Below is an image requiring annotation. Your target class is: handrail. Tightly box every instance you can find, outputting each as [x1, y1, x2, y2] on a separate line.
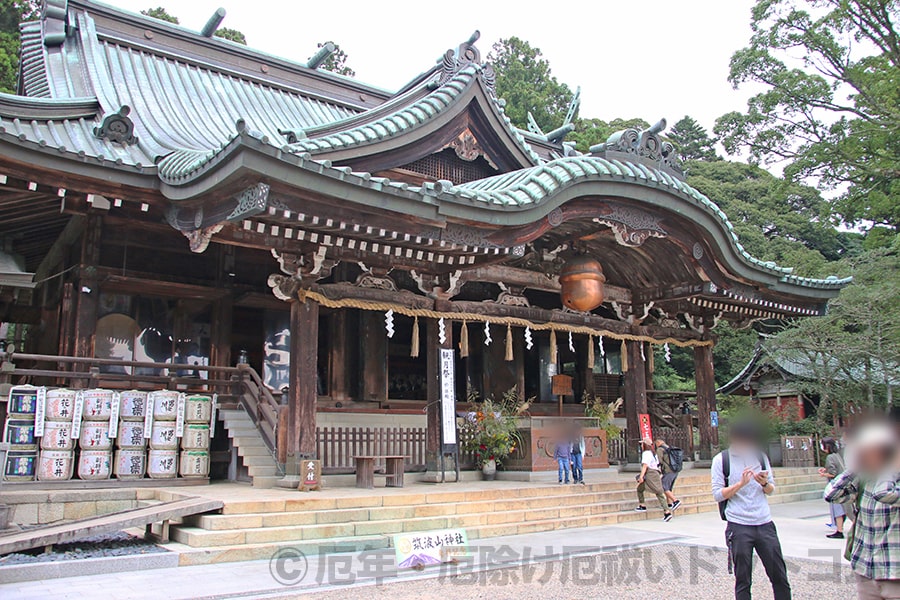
[235, 364, 282, 463]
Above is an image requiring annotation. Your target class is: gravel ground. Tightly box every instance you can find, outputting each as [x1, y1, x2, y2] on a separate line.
[297, 543, 855, 600]
[0, 531, 166, 566]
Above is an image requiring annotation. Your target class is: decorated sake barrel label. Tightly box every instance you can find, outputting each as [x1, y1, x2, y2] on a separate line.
[37, 450, 75, 481]
[78, 450, 112, 480]
[4, 450, 37, 481]
[82, 389, 114, 421]
[4, 418, 37, 449]
[119, 391, 148, 421]
[179, 450, 209, 478]
[151, 391, 179, 421]
[44, 389, 77, 420]
[184, 395, 212, 424]
[8, 386, 39, 416]
[79, 421, 113, 450]
[116, 421, 147, 449]
[114, 449, 146, 480]
[149, 421, 178, 450]
[180, 424, 210, 450]
[40, 420, 75, 451]
[147, 450, 178, 479]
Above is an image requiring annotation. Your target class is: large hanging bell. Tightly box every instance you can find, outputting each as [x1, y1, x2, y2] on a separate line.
[559, 255, 606, 312]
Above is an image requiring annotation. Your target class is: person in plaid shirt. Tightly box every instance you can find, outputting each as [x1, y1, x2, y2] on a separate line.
[825, 420, 900, 600]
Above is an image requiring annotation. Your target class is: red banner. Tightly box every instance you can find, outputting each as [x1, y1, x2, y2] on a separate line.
[638, 413, 653, 442]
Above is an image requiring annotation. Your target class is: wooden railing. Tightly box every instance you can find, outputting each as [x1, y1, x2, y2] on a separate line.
[234, 364, 281, 456]
[316, 426, 427, 474]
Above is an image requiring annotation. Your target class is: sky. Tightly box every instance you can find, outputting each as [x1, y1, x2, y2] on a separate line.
[110, 0, 759, 134]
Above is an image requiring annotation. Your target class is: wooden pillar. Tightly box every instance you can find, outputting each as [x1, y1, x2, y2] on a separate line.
[359, 311, 387, 402]
[425, 316, 453, 475]
[694, 344, 718, 459]
[288, 298, 319, 459]
[73, 214, 101, 362]
[210, 295, 233, 368]
[623, 340, 648, 463]
[329, 311, 352, 402]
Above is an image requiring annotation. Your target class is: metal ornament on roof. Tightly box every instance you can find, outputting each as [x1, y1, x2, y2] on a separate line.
[94, 106, 138, 145]
[434, 31, 496, 94]
[589, 119, 684, 179]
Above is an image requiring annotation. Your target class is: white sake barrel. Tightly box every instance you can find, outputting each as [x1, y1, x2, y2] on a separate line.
[151, 391, 180, 421]
[78, 450, 112, 480]
[114, 449, 146, 480]
[184, 395, 212, 423]
[147, 450, 178, 479]
[82, 389, 114, 420]
[40, 420, 75, 451]
[119, 391, 148, 421]
[116, 421, 147, 449]
[45, 389, 77, 420]
[79, 420, 112, 450]
[37, 450, 74, 481]
[180, 424, 210, 450]
[178, 450, 209, 478]
[149, 421, 178, 450]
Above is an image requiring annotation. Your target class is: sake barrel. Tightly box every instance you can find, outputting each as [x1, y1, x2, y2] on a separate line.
[8, 387, 38, 416]
[151, 391, 180, 420]
[79, 420, 112, 450]
[149, 421, 178, 450]
[40, 419, 75, 451]
[45, 389, 77, 420]
[4, 450, 36, 481]
[82, 389, 114, 421]
[119, 391, 148, 421]
[184, 395, 212, 424]
[116, 421, 147, 449]
[180, 424, 210, 450]
[4, 418, 37, 449]
[114, 449, 146, 480]
[78, 450, 112, 480]
[147, 450, 177, 479]
[178, 450, 209, 478]
[37, 450, 74, 481]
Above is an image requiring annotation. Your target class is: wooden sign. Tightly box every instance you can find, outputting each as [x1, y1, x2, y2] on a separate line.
[551, 374, 573, 396]
[299, 459, 322, 492]
[394, 528, 468, 569]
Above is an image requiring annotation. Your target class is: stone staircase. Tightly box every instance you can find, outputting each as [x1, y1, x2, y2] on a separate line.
[219, 408, 282, 489]
[166, 468, 825, 566]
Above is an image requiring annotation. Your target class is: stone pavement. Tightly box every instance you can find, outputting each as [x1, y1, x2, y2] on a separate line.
[0, 500, 851, 599]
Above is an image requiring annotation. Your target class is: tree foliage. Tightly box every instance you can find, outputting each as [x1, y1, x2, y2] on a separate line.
[715, 0, 900, 229]
[141, 6, 178, 24]
[487, 37, 574, 132]
[214, 27, 246, 45]
[318, 41, 354, 77]
[668, 116, 719, 162]
[0, 0, 38, 93]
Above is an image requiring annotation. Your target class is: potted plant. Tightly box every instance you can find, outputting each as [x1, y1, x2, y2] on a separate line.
[461, 387, 527, 480]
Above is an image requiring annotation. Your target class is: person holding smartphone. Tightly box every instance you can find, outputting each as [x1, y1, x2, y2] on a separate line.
[712, 421, 791, 600]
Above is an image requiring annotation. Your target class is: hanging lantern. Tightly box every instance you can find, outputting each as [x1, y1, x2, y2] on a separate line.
[558, 255, 606, 312]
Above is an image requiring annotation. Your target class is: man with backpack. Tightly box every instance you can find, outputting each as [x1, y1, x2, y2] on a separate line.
[655, 438, 682, 511]
[711, 421, 791, 600]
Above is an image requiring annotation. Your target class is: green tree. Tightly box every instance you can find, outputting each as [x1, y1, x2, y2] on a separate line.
[488, 37, 573, 132]
[0, 0, 39, 93]
[668, 116, 719, 162]
[214, 27, 246, 45]
[715, 0, 900, 229]
[141, 6, 178, 24]
[318, 41, 354, 77]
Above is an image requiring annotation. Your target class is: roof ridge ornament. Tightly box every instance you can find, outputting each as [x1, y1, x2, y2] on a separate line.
[432, 30, 496, 94]
[526, 86, 580, 144]
[41, 0, 69, 47]
[94, 106, 138, 145]
[590, 118, 684, 179]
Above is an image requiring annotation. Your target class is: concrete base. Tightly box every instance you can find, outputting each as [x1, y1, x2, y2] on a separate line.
[0, 551, 178, 584]
[274, 475, 301, 489]
[496, 467, 624, 483]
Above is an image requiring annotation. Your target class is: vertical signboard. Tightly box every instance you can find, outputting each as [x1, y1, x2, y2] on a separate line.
[439, 348, 457, 449]
[638, 413, 653, 442]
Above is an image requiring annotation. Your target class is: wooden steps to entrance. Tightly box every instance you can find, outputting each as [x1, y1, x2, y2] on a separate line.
[220, 408, 282, 489]
[167, 468, 825, 566]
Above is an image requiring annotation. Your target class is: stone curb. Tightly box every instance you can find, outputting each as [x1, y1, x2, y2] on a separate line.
[0, 551, 178, 583]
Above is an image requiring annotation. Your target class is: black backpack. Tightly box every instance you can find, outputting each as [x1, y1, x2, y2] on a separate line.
[718, 450, 768, 521]
[666, 446, 685, 473]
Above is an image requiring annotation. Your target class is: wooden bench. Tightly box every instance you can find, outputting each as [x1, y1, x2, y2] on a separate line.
[353, 455, 406, 489]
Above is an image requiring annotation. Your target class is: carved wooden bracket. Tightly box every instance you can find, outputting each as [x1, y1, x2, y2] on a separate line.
[411, 269, 463, 299]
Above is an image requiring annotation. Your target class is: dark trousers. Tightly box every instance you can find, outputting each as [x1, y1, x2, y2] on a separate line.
[726, 521, 791, 600]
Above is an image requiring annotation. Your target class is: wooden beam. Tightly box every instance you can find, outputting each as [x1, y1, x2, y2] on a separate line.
[460, 264, 632, 303]
[73, 214, 101, 368]
[34, 215, 84, 283]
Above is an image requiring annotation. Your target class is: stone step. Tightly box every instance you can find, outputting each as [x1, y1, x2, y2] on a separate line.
[172, 534, 391, 567]
[236, 446, 272, 458]
[251, 475, 281, 489]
